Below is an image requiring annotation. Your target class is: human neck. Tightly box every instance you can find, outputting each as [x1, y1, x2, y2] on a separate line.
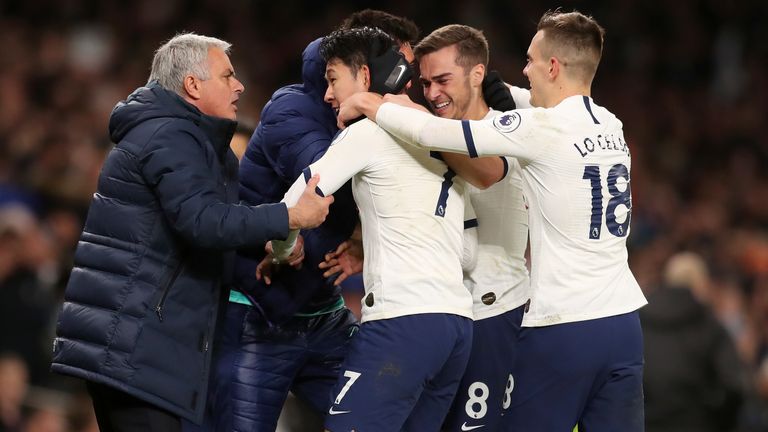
[462, 95, 490, 121]
[546, 80, 591, 107]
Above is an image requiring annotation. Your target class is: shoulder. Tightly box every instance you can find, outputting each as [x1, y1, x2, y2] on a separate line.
[126, 117, 205, 156]
[152, 118, 206, 143]
[332, 119, 381, 145]
[506, 85, 533, 109]
[260, 93, 334, 135]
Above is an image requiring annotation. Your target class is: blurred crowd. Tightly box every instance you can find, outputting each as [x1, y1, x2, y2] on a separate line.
[1, 0, 766, 431]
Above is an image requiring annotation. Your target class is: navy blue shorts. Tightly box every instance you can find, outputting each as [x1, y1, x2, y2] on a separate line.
[324, 313, 473, 432]
[184, 303, 358, 432]
[505, 311, 644, 432]
[443, 305, 525, 431]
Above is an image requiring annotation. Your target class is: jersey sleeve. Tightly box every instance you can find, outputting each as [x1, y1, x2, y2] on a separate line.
[376, 102, 545, 163]
[507, 84, 533, 109]
[273, 125, 373, 259]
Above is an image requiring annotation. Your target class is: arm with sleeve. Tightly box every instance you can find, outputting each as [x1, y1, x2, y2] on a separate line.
[140, 124, 289, 249]
[266, 107, 360, 265]
[376, 102, 544, 163]
[273, 127, 372, 259]
[507, 84, 533, 109]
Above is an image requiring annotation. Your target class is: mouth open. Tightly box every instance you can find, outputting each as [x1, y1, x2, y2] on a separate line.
[432, 100, 451, 115]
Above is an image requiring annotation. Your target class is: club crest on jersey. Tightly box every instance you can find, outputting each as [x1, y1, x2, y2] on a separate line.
[492, 112, 521, 133]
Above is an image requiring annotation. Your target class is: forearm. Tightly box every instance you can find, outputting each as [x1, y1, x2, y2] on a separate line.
[441, 153, 505, 190]
[375, 103, 487, 156]
[274, 176, 311, 259]
[272, 228, 299, 261]
[375, 103, 540, 161]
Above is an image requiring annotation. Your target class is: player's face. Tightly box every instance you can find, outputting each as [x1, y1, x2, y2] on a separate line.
[523, 30, 549, 108]
[419, 45, 473, 120]
[195, 47, 244, 120]
[324, 59, 369, 114]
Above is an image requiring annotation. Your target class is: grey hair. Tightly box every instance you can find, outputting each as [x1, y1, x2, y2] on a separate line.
[148, 32, 232, 95]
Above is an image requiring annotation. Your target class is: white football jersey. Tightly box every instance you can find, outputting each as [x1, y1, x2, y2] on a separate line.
[280, 118, 472, 323]
[377, 95, 647, 327]
[463, 109, 531, 321]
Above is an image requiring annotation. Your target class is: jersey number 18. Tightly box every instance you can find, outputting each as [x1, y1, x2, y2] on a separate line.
[582, 163, 631, 239]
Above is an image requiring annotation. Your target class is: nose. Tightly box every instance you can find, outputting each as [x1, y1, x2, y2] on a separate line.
[234, 77, 245, 94]
[324, 86, 334, 104]
[425, 84, 441, 102]
[522, 64, 529, 78]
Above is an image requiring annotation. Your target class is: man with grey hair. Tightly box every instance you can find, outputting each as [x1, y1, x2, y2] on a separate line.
[641, 252, 745, 432]
[51, 32, 333, 432]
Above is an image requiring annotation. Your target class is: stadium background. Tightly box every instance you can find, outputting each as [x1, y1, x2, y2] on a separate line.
[0, 0, 766, 430]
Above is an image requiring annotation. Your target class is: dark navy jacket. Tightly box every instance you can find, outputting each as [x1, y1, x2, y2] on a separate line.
[51, 82, 290, 423]
[236, 38, 358, 323]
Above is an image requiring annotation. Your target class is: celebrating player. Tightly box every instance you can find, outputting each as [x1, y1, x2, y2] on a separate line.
[273, 27, 474, 432]
[338, 10, 647, 432]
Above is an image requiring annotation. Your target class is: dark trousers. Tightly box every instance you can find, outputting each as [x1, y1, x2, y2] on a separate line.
[87, 381, 181, 432]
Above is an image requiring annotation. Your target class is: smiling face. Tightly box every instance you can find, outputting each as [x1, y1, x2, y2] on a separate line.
[419, 44, 479, 120]
[522, 30, 551, 108]
[195, 47, 244, 120]
[324, 58, 369, 113]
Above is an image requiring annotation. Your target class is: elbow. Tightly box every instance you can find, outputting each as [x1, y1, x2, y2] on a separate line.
[468, 173, 500, 190]
[476, 176, 498, 190]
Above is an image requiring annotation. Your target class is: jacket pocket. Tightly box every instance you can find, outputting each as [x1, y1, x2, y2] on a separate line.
[155, 264, 183, 322]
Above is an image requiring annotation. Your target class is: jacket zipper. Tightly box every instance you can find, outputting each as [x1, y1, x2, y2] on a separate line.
[155, 264, 183, 322]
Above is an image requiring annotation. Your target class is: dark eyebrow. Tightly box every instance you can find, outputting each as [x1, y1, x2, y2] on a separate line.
[429, 72, 451, 82]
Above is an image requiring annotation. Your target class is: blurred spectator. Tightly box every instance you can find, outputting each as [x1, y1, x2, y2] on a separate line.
[641, 252, 746, 432]
[0, 354, 29, 432]
[0, 206, 61, 386]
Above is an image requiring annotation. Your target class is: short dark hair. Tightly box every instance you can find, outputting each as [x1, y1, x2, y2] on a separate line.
[340, 9, 419, 46]
[414, 24, 488, 72]
[319, 27, 396, 77]
[537, 10, 605, 83]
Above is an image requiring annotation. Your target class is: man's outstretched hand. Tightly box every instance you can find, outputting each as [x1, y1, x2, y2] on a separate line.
[288, 175, 333, 230]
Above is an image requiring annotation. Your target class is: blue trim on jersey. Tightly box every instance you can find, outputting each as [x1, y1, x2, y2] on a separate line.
[464, 218, 478, 229]
[499, 157, 509, 182]
[434, 169, 457, 217]
[583, 96, 600, 124]
[461, 120, 478, 157]
[302, 167, 324, 196]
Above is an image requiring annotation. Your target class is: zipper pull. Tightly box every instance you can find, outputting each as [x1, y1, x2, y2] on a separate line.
[155, 305, 164, 322]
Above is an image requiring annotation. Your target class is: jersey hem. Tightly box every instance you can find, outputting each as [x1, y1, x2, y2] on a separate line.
[521, 300, 647, 327]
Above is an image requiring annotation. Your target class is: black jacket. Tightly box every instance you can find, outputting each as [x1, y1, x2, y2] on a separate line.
[236, 37, 357, 322]
[641, 287, 745, 432]
[51, 82, 290, 423]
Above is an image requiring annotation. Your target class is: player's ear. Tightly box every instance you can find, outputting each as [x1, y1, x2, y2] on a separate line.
[360, 64, 371, 91]
[469, 63, 485, 88]
[183, 74, 202, 100]
[548, 57, 560, 81]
